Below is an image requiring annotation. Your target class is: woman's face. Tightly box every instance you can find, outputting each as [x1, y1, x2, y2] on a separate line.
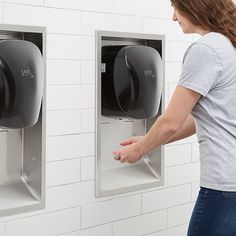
[172, 5, 198, 34]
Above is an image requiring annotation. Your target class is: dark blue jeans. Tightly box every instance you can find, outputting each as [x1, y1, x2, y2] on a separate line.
[188, 187, 236, 236]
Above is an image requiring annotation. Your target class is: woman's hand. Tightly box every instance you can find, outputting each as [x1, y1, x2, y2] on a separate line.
[113, 136, 144, 164]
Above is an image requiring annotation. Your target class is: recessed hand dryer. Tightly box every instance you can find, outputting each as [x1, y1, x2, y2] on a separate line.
[0, 40, 44, 128]
[102, 45, 163, 119]
[96, 31, 165, 197]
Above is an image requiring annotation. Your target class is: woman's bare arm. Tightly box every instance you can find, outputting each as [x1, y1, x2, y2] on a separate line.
[113, 86, 201, 163]
[165, 114, 196, 144]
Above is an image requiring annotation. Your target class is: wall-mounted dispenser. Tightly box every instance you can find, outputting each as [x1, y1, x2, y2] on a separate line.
[96, 31, 165, 197]
[0, 24, 46, 217]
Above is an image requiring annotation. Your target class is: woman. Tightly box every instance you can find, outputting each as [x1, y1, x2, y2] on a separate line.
[113, 0, 236, 235]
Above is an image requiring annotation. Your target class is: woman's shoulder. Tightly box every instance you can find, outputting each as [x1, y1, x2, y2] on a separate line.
[197, 32, 233, 52]
[183, 32, 233, 63]
[183, 41, 220, 64]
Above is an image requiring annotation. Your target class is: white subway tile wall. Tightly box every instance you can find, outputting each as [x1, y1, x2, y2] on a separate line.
[146, 224, 188, 236]
[46, 181, 112, 212]
[3, 0, 43, 5]
[81, 195, 141, 228]
[142, 184, 192, 214]
[46, 159, 81, 187]
[80, 109, 95, 133]
[4, 4, 81, 34]
[80, 156, 95, 181]
[113, 210, 167, 236]
[165, 62, 182, 83]
[0, 223, 5, 236]
[113, 0, 173, 19]
[59, 224, 112, 236]
[47, 60, 81, 85]
[166, 41, 192, 62]
[192, 143, 200, 162]
[165, 144, 192, 167]
[47, 35, 95, 60]
[80, 61, 95, 84]
[6, 208, 81, 236]
[80, 12, 142, 35]
[0, 4, 3, 23]
[143, 17, 193, 42]
[47, 85, 95, 110]
[46, 110, 81, 136]
[0, 1, 201, 235]
[167, 163, 200, 187]
[45, 0, 113, 12]
[46, 133, 95, 161]
[167, 203, 194, 227]
[191, 182, 200, 201]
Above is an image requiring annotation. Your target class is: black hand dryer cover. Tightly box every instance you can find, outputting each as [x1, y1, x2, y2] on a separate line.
[102, 45, 163, 119]
[0, 40, 44, 128]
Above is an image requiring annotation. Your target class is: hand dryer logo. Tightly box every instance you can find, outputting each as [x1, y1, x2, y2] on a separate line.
[21, 66, 34, 79]
[144, 68, 155, 79]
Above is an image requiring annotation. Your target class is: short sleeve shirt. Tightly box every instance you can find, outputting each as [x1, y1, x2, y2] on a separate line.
[178, 32, 236, 191]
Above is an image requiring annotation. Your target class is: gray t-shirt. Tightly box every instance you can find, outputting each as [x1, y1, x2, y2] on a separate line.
[178, 32, 236, 191]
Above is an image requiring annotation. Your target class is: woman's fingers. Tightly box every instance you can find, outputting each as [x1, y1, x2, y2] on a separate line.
[120, 138, 136, 146]
[113, 151, 120, 160]
[113, 151, 127, 162]
[120, 139, 133, 146]
[113, 152, 118, 159]
[120, 136, 143, 146]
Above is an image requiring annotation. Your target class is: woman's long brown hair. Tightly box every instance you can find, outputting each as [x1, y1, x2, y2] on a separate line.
[171, 0, 236, 47]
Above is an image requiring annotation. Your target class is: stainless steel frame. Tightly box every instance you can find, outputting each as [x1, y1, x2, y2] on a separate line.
[96, 30, 165, 197]
[0, 24, 46, 217]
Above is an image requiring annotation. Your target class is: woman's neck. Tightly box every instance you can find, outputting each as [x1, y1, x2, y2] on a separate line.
[195, 28, 211, 36]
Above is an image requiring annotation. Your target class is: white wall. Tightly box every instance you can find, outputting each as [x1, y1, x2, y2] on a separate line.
[0, 0, 201, 235]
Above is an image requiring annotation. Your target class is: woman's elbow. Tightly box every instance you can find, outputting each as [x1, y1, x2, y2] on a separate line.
[160, 115, 181, 134]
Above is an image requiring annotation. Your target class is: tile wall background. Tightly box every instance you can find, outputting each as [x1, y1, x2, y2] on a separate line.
[0, 0, 206, 235]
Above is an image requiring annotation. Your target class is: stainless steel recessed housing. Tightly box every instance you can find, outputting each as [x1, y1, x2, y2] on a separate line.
[0, 24, 46, 217]
[96, 31, 165, 197]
